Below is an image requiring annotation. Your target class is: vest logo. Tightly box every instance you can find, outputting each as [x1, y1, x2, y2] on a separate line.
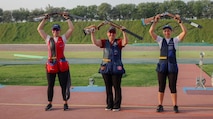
[113, 42, 117, 46]
[57, 40, 64, 47]
[117, 66, 122, 70]
[59, 44, 64, 47]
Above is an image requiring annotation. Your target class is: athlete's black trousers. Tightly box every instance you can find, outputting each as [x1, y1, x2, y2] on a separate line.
[46, 70, 70, 102]
[102, 74, 122, 109]
[157, 71, 178, 93]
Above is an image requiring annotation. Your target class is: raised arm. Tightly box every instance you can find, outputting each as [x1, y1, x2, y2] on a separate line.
[175, 15, 187, 41]
[63, 13, 74, 40]
[149, 14, 161, 41]
[37, 16, 48, 40]
[90, 31, 102, 47]
[120, 26, 128, 47]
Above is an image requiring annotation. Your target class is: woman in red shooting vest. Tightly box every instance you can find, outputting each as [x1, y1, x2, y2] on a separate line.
[90, 26, 128, 112]
[37, 13, 74, 111]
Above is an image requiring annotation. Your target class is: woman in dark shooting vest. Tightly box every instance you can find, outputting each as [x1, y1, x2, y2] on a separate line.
[90, 26, 128, 111]
[37, 13, 74, 111]
[149, 14, 187, 113]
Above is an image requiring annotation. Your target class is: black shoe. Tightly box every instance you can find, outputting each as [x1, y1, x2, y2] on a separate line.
[45, 104, 52, 111]
[64, 104, 69, 111]
[105, 107, 112, 111]
[156, 105, 164, 112]
[173, 105, 179, 113]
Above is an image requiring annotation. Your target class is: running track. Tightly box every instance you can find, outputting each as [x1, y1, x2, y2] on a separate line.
[0, 64, 213, 119]
[0, 44, 213, 119]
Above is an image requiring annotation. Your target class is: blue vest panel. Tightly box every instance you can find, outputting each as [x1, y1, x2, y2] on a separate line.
[156, 38, 178, 73]
[99, 39, 125, 74]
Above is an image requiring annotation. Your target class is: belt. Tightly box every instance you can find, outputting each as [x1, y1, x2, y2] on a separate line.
[48, 57, 57, 60]
[102, 58, 111, 62]
[159, 56, 167, 60]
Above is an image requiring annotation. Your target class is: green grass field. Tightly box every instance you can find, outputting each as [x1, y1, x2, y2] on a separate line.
[0, 64, 212, 86]
[1, 50, 213, 59]
[0, 64, 157, 86]
[0, 50, 212, 86]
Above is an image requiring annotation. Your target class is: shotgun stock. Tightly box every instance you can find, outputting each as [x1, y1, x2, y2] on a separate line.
[83, 19, 143, 40]
[166, 12, 202, 28]
[33, 12, 86, 21]
[83, 22, 106, 35]
[105, 19, 143, 40]
[141, 12, 168, 26]
[141, 12, 202, 28]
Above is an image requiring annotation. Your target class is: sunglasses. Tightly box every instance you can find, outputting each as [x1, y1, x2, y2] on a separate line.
[109, 31, 116, 34]
[52, 28, 60, 31]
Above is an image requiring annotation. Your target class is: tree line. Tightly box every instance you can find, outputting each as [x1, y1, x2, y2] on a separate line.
[0, 0, 212, 23]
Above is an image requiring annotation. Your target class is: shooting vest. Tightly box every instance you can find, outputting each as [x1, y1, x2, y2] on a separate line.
[156, 38, 178, 73]
[99, 39, 125, 74]
[46, 37, 69, 73]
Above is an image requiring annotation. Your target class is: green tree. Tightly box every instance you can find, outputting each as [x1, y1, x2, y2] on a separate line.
[2, 10, 13, 22]
[137, 2, 160, 19]
[137, 3, 147, 18]
[162, 0, 186, 14]
[69, 5, 87, 20]
[0, 0, 213, 22]
[86, 5, 98, 20]
[110, 7, 120, 20]
[97, 3, 112, 20]
[12, 8, 30, 22]
[0, 8, 3, 22]
[30, 8, 45, 22]
[201, 0, 213, 18]
[187, 1, 206, 19]
[115, 4, 136, 20]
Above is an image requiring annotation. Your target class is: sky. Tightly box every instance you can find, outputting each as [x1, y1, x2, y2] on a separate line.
[0, 0, 194, 11]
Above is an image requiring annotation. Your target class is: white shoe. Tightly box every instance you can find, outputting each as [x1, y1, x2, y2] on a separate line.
[112, 108, 120, 112]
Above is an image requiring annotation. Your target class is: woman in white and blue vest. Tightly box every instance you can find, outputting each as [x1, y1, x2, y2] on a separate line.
[149, 14, 187, 113]
[90, 26, 128, 111]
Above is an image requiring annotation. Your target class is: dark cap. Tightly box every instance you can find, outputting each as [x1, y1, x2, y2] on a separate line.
[163, 25, 172, 30]
[108, 26, 116, 33]
[52, 24, 60, 30]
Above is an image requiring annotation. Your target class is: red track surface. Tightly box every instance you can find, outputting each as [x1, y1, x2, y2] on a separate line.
[0, 64, 213, 119]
